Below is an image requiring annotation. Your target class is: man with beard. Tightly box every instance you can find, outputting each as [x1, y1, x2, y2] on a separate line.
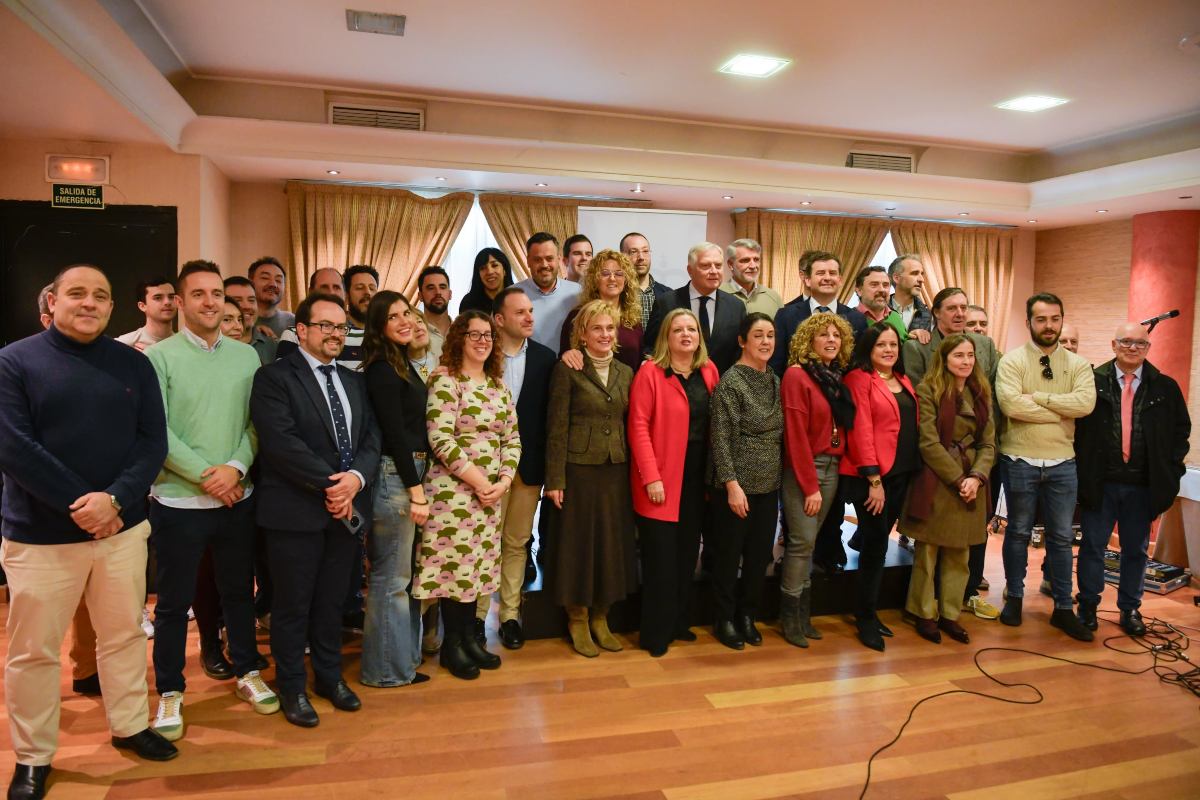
[416, 266, 452, 351]
[116, 277, 176, 351]
[249, 257, 293, 339]
[622, 232, 671, 329]
[887, 255, 933, 337]
[339, 265, 378, 370]
[720, 238, 782, 318]
[853, 265, 906, 336]
[224, 276, 277, 365]
[901, 288, 999, 386]
[514, 232, 581, 355]
[562, 234, 593, 283]
[995, 293, 1096, 641]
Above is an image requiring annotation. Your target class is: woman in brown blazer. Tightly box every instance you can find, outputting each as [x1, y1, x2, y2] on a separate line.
[545, 300, 637, 657]
[900, 334, 995, 645]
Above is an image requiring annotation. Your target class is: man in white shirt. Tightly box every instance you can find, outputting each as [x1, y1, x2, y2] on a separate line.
[116, 277, 176, 351]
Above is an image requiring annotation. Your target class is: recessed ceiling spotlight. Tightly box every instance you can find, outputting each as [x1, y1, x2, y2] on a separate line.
[631, 184, 645, 194]
[800, 200, 812, 206]
[722, 195, 733, 200]
[326, 170, 340, 175]
[535, 182, 548, 187]
[884, 206, 896, 211]
[1180, 195, 1194, 200]
[1027, 219, 1038, 223]
[958, 212, 970, 216]
[434, 176, 447, 181]
[1097, 209, 1108, 213]
[718, 53, 791, 78]
[996, 95, 1069, 112]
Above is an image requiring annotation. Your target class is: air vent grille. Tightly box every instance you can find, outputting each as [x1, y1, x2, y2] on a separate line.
[845, 152, 914, 172]
[329, 103, 424, 131]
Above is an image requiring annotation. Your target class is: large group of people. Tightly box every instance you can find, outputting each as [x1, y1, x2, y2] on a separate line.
[0, 230, 1190, 800]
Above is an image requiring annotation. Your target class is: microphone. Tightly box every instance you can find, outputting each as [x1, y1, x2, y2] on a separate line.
[1140, 309, 1179, 326]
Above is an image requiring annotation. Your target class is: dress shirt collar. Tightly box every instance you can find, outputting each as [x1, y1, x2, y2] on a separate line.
[181, 324, 223, 353]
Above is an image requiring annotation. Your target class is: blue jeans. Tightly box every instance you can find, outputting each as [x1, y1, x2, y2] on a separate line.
[360, 455, 424, 687]
[1077, 482, 1152, 611]
[1001, 457, 1077, 609]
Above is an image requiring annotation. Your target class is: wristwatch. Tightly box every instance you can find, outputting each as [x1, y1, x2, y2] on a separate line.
[109, 494, 123, 513]
[868, 477, 883, 489]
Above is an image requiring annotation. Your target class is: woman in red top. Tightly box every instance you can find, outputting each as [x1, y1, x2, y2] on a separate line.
[840, 323, 920, 652]
[627, 308, 719, 656]
[779, 312, 855, 648]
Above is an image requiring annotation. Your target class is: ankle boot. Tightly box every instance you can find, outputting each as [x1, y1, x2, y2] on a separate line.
[779, 593, 808, 648]
[566, 606, 598, 657]
[438, 630, 480, 680]
[461, 631, 501, 670]
[200, 636, 234, 680]
[797, 587, 822, 640]
[589, 605, 622, 652]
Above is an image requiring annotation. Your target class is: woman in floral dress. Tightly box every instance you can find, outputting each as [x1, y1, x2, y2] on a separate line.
[415, 311, 521, 681]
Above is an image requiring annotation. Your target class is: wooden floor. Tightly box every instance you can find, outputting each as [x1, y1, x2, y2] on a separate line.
[3, 538, 1199, 800]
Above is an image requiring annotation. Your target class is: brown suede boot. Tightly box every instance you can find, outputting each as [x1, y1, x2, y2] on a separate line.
[566, 606, 598, 657]
[590, 605, 623, 652]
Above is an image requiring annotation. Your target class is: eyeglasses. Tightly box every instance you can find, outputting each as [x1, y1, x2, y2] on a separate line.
[1115, 338, 1150, 351]
[597, 270, 624, 280]
[307, 321, 351, 336]
[1039, 354, 1053, 380]
[465, 331, 494, 342]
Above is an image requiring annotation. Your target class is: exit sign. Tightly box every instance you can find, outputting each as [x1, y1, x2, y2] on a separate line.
[52, 183, 104, 209]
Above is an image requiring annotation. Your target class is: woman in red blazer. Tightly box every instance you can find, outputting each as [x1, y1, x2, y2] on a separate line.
[628, 308, 720, 657]
[840, 323, 920, 652]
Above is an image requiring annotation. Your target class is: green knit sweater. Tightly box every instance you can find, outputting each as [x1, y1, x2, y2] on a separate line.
[996, 341, 1096, 460]
[145, 331, 259, 499]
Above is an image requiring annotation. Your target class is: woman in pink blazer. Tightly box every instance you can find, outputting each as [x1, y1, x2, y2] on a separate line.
[840, 323, 920, 652]
[627, 308, 720, 657]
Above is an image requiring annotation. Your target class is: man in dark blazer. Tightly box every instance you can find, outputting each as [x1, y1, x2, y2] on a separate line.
[645, 242, 747, 374]
[477, 287, 556, 650]
[769, 250, 868, 375]
[249, 292, 381, 728]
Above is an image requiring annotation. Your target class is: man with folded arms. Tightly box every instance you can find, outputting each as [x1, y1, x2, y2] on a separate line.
[1074, 323, 1189, 636]
[0, 264, 175, 800]
[145, 260, 279, 742]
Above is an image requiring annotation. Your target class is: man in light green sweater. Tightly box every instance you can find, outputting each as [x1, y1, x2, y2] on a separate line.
[144, 261, 279, 743]
[995, 292, 1096, 642]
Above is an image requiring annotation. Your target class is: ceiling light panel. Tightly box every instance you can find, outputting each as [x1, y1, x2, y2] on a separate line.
[346, 9, 406, 36]
[995, 95, 1069, 112]
[718, 54, 791, 78]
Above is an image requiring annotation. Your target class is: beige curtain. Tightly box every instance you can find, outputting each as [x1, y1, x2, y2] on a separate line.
[479, 194, 644, 280]
[889, 221, 1017, 348]
[733, 210, 889, 304]
[286, 182, 473, 307]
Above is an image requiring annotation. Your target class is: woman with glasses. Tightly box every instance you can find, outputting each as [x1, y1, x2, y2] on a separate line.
[841, 323, 919, 652]
[901, 334, 994, 645]
[545, 300, 637, 657]
[458, 248, 514, 314]
[558, 249, 645, 371]
[359, 291, 432, 687]
[413, 311, 521, 680]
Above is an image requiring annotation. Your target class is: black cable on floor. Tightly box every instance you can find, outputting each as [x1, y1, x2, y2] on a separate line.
[858, 609, 1198, 799]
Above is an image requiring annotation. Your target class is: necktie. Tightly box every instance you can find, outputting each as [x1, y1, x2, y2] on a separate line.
[698, 295, 712, 341]
[1121, 372, 1133, 463]
[319, 364, 354, 471]
[817, 305, 831, 314]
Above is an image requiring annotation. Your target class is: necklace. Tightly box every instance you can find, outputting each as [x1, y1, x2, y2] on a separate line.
[410, 353, 431, 380]
[876, 370, 894, 380]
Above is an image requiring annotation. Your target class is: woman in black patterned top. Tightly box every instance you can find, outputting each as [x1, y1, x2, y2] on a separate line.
[708, 312, 784, 650]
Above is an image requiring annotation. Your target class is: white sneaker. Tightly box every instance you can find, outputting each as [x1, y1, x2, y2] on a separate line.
[152, 691, 184, 741]
[235, 670, 280, 715]
[141, 607, 155, 638]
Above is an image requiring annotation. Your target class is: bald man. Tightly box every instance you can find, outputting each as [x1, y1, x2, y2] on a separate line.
[1059, 322, 1080, 355]
[1073, 323, 1189, 636]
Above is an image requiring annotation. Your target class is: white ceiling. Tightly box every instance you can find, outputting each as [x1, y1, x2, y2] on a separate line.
[138, 0, 1200, 151]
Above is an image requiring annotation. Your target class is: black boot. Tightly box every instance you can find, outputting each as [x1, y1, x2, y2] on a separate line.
[438, 631, 480, 680]
[200, 637, 234, 680]
[460, 632, 501, 670]
[855, 616, 885, 652]
[714, 619, 745, 650]
[1120, 608, 1147, 636]
[1076, 600, 1098, 631]
[7, 765, 49, 800]
[999, 596, 1023, 627]
[737, 614, 762, 647]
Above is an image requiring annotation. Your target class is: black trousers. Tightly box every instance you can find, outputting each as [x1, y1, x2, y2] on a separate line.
[150, 499, 257, 694]
[710, 488, 779, 621]
[266, 522, 359, 695]
[253, 525, 273, 618]
[636, 446, 705, 653]
[192, 547, 221, 643]
[844, 471, 912, 620]
[812, 475, 847, 568]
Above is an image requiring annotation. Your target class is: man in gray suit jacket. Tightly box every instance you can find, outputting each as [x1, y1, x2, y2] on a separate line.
[902, 287, 999, 386]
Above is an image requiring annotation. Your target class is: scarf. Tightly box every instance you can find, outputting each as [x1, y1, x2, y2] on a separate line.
[906, 380, 991, 522]
[802, 360, 855, 430]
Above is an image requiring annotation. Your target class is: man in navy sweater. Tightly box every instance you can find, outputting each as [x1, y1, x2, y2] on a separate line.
[0, 265, 176, 800]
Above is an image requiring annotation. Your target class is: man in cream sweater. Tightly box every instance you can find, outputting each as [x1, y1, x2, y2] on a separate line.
[995, 293, 1096, 641]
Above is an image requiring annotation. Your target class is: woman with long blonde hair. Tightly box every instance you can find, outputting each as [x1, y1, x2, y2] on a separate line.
[559, 249, 644, 371]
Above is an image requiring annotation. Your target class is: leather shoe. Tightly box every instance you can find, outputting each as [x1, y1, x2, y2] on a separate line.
[876, 620, 895, 638]
[737, 615, 762, 647]
[314, 680, 361, 711]
[856, 618, 885, 652]
[714, 619, 745, 651]
[937, 618, 970, 644]
[111, 728, 179, 761]
[1050, 608, 1094, 642]
[461, 632, 502, 669]
[72, 673, 101, 696]
[915, 618, 942, 644]
[1120, 608, 1147, 636]
[200, 642, 235, 681]
[8, 764, 50, 800]
[280, 693, 319, 727]
[673, 628, 697, 642]
[1077, 601, 1098, 631]
[498, 619, 525, 650]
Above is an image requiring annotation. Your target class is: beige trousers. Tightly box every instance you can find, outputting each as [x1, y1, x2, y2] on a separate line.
[905, 540, 970, 622]
[2, 521, 152, 765]
[69, 599, 97, 680]
[476, 475, 542, 623]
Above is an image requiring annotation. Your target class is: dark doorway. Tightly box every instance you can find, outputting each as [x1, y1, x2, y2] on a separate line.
[0, 200, 177, 346]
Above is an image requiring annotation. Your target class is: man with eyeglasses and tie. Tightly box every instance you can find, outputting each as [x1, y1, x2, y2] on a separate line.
[995, 292, 1096, 641]
[249, 292, 381, 727]
[1072, 323, 1189, 636]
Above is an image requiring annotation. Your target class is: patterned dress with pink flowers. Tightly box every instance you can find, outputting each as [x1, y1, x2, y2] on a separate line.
[414, 373, 521, 602]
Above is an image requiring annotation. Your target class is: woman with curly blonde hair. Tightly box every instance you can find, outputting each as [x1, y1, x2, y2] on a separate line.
[559, 249, 644, 371]
[778, 312, 856, 647]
